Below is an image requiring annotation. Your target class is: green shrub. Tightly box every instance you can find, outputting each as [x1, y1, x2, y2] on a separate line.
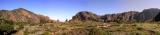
[42, 31, 51, 35]
[88, 27, 111, 35]
[24, 31, 29, 35]
[0, 23, 16, 35]
[0, 23, 14, 33]
[155, 31, 160, 35]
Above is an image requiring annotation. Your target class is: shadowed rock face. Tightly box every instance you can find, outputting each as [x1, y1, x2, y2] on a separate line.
[101, 11, 139, 22]
[0, 8, 53, 24]
[133, 8, 160, 22]
[154, 13, 160, 21]
[71, 11, 101, 22]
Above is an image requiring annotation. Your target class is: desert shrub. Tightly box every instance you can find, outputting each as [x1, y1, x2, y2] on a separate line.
[42, 31, 51, 35]
[24, 31, 29, 35]
[126, 31, 147, 35]
[87, 27, 111, 35]
[0, 23, 15, 35]
[0, 24, 14, 31]
[155, 31, 160, 35]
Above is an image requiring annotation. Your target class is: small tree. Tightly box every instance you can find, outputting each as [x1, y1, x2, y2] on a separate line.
[65, 19, 68, 22]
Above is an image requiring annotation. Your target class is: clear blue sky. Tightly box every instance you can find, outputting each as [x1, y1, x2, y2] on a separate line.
[1, 0, 160, 21]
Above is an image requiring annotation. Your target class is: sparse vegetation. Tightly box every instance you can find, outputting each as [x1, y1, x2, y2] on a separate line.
[48, 22, 160, 35]
[1, 20, 160, 35]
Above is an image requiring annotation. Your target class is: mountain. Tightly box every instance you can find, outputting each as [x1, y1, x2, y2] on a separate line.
[70, 8, 160, 22]
[0, 8, 56, 35]
[70, 11, 139, 22]
[0, 8, 53, 24]
[133, 8, 160, 22]
[70, 11, 101, 22]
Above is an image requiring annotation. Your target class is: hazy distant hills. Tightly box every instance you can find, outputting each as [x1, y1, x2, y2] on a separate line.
[71, 8, 160, 22]
[0, 8, 53, 24]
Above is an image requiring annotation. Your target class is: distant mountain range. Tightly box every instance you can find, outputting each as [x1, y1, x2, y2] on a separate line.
[0, 8, 160, 23]
[70, 8, 160, 22]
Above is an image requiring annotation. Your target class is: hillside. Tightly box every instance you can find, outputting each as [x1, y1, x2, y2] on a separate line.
[0, 8, 55, 35]
[0, 8, 54, 24]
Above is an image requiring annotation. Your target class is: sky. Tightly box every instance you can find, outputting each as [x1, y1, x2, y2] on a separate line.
[0, 0, 160, 22]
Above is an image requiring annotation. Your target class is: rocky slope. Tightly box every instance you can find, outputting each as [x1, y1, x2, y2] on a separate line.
[0, 8, 53, 24]
[0, 8, 55, 35]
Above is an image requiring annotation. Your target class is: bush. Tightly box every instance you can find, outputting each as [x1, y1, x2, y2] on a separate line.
[24, 31, 29, 35]
[155, 31, 160, 35]
[0, 23, 15, 35]
[42, 31, 51, 35]
[88, 27, 111, 35]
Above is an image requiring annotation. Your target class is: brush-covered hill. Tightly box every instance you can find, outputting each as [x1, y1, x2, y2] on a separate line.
[0, 8, 55, 35]
[0, 8, 54, 24]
